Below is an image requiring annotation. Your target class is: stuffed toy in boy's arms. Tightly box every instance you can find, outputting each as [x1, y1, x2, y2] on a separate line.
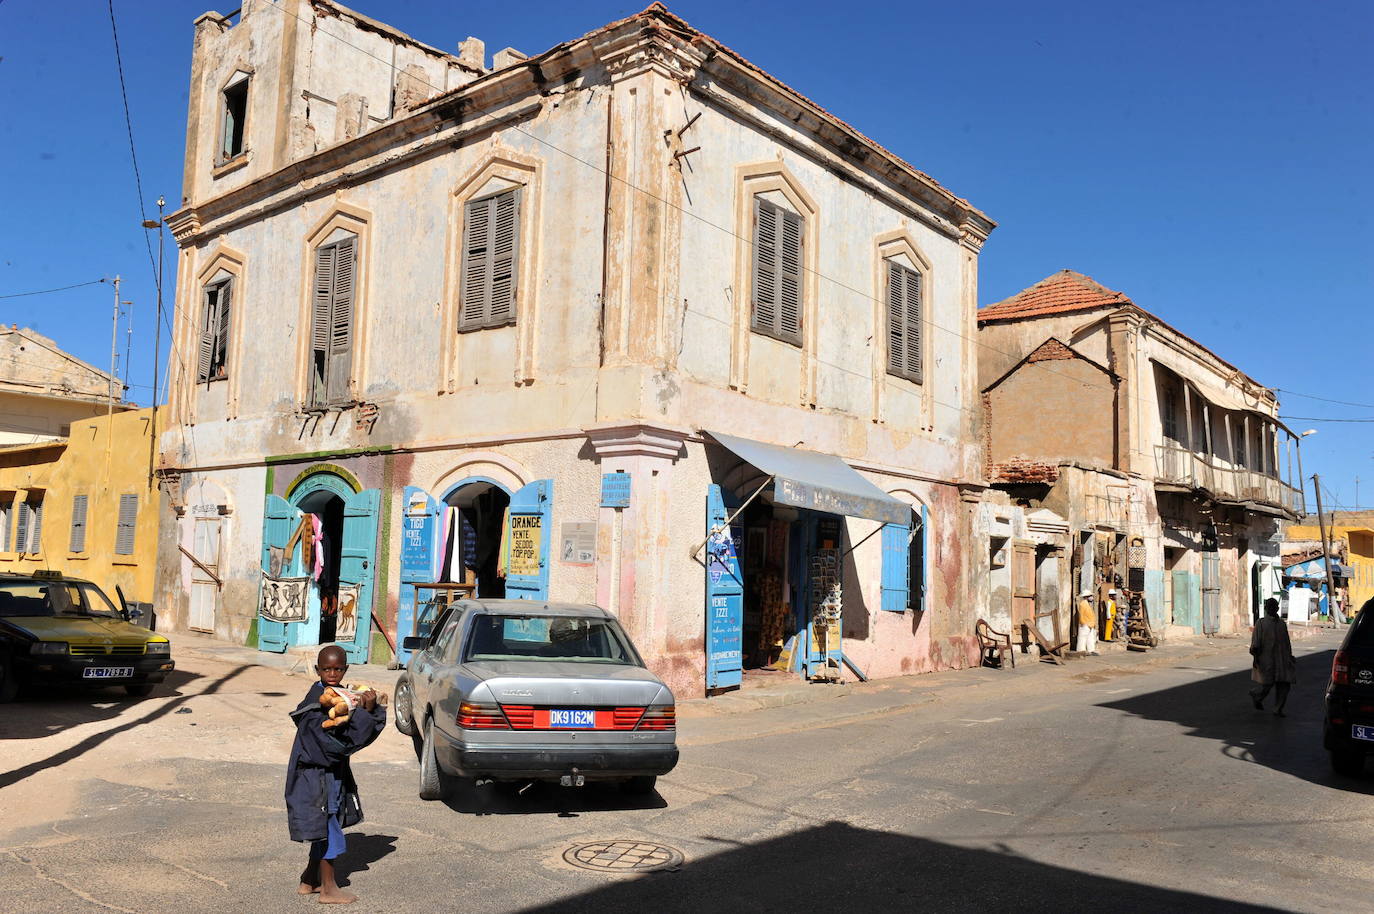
[318, 685, 388, 729]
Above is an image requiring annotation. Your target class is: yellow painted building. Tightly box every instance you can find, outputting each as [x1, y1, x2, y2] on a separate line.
[0, 408, 164, 610]
[1287, 513, 1374, 613]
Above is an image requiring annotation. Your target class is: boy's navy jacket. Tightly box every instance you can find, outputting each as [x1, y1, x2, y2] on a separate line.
[285, 681, 386, 842]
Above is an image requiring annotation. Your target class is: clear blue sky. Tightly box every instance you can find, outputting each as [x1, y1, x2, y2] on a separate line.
[1, 0, 1370, 509]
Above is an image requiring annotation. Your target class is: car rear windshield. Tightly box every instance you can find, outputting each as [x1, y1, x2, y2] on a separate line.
[1344, 600, 1374, 649]
[463, 614, 641, 665]
[0, 581, 120, 618]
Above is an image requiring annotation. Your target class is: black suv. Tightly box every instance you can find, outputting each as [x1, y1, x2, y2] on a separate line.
[1324, 599, 1374, 776]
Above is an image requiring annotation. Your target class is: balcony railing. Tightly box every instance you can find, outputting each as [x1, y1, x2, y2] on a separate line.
[1154, 444, 1303, 514]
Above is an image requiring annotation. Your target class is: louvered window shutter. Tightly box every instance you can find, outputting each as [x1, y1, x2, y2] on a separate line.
[327, 236, 355, 404]
[751, 197, 778, 337]
[197, 287, 217, 384]
[214, 280, 232, 378]
[752, 198, 803, 345]
[115, 494, 138, 555]
[1, 501, 10, 552]
[778, 208, 802, 342]
[488, 189, 520, 325]
[70, 495, 88, 553]
[30, 500, 43, 553]
[15, 502, 29, 554]
[460, 189, 521, 330]
[886, 261, 922, 383]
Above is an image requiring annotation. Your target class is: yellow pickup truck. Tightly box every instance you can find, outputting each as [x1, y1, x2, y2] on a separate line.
[0, 571, 173, 701]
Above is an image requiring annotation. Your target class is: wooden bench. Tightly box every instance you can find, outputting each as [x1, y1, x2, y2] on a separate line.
[976, 619, 1015, 669]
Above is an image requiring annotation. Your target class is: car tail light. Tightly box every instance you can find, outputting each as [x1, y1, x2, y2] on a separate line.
[612, 707, 645, 730]
[501, 705, 535, 729]
[457, 701, 510, 729]
[637, 705, 675, 730]
[1333, 652, 1350, 686]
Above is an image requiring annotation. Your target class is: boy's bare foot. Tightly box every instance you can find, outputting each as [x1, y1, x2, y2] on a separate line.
[318, 887, 358, 904]
[298, 861, 321, 894]
[298, 883, 320, 895]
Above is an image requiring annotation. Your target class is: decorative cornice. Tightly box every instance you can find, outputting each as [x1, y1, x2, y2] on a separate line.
[584, 422, 690, 460]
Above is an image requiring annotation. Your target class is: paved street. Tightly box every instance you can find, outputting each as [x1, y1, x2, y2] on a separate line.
[1, 629, 1367, 913]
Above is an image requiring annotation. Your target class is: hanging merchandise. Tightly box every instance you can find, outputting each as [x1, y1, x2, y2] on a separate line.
[284, 515, 315, 575]
[311, 514, 325, 582]
[336, 583, 361, 642]
[497, 506, 512, 580]
[259, 574, 309, 623]
[808, 540, 843, 682]
[439, 506, 458, 582]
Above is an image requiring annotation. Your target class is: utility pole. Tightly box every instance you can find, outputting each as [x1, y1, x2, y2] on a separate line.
[108, 275, 121, 418]
[1312, 474, 1341, 626]
[144, 197, 165, 487]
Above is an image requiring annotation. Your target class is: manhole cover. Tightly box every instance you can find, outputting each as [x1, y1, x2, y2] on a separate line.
[563, 840, 683, 873]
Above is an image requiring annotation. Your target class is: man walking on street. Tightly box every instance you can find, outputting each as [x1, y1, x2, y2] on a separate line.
[1076, 591, 1098, 655]
[1250, 597, 1297, 716]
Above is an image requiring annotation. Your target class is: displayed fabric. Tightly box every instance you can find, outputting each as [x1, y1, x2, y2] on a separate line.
[268, 545, 286, 578]
[260, 575, 310, 623]
[336, 583, 361, 642]
[284, 515, 315, 575]
[497, 507, 511, 579]
[438, 506, 458, 583]
[311, 514, 325, 582]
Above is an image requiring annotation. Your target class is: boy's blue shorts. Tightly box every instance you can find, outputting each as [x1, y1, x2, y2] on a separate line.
[310, 775, 347, 861]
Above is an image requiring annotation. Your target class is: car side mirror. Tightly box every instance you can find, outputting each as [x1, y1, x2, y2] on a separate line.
[125, 607, 144, 621]
[401, 636, 428, 652]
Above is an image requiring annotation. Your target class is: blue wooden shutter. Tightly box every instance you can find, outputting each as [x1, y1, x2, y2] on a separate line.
[397, 486, 444, 663]
[705, 484, 744, 690]
[338, 488, 380, 663]
[69, 495, 88, 553]
[258, 494, 299, 653]
[505, 479, 553, 600]
[880, 521, 910, 612]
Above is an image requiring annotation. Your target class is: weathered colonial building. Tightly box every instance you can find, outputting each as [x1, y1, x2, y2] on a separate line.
[156, 1, 995, 695]
[0, 325, 133, 445]
[978, 270, 1304, 642]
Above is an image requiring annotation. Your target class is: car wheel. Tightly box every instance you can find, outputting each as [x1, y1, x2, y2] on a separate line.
[0, 652, 17, 704]
[1331, 749, 1365, 777]
[123, 682, 155, 698]
[418, 717, 445, 801]
[621, 775, 657, 795]
[393, 676, 416, 737]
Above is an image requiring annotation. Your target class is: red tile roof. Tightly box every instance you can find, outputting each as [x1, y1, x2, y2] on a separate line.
[979, 270, 1132, 323]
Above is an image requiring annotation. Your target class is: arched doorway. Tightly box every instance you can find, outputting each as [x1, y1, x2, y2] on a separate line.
[441, 479, 511, 599]
[294, 487, 347, 644]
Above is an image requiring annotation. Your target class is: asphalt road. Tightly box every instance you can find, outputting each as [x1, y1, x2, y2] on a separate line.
[0, 629, 1367, 913]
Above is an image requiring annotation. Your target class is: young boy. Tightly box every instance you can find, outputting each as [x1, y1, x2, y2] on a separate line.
[285, 644, 385, 904]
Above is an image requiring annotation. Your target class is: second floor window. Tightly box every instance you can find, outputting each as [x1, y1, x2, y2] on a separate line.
[459, 188, 521, 331]
[198, 277, 232, 383]
[885, 260, 923, 383]
[309, 235, 357, 407]
[69, 494, 88, 553]
[221, 74, 248, 161]
[15, 498, 43, 554]
[751, 196, 803, 345]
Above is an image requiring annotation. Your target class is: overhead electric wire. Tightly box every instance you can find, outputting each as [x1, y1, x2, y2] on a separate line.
[0, 279, 108, 300]
[1279, 416, 1374, 423]
[1276, 388, 1374, 410]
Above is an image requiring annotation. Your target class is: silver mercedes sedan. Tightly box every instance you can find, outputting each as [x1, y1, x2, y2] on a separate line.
[394, 600, 678, 799]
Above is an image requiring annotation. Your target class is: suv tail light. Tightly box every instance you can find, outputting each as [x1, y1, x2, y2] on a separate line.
[637, 705, 676, 730]
[1333, 651, 1350, 686]
[457, 701, 510, 729]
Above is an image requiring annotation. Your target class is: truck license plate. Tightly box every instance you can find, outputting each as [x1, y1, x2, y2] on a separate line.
[549, 709, 595, 728]
[82, 667, 134, 680]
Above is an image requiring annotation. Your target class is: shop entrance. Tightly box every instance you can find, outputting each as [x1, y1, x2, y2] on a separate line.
[295, 489, 345, 644]
[442, 481, 511, 599]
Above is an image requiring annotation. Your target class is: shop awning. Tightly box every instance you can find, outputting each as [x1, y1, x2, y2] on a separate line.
[705, 431, 911, 526]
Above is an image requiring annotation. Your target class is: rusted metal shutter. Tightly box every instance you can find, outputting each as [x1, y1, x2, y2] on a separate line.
[69, 494, 88, 553]
[115, 494, 138, 556]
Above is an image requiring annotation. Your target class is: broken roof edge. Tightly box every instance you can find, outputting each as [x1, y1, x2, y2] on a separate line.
[413, 2, 994, 234]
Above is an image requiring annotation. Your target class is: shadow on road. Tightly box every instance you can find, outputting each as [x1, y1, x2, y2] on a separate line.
[517, 821, 1282, 913]
[1100, 649, 1372, 794]
[337, 833, 398, 888]
[0, 669, 204, 741]
[0, 664, 249, 791]
[441, 779, 667, 816]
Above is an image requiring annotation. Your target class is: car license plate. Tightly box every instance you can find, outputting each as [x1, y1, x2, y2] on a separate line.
[82, 667, 134, 680]
[1353, 725, 1374, 743]
[549, 709, 595, 729]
